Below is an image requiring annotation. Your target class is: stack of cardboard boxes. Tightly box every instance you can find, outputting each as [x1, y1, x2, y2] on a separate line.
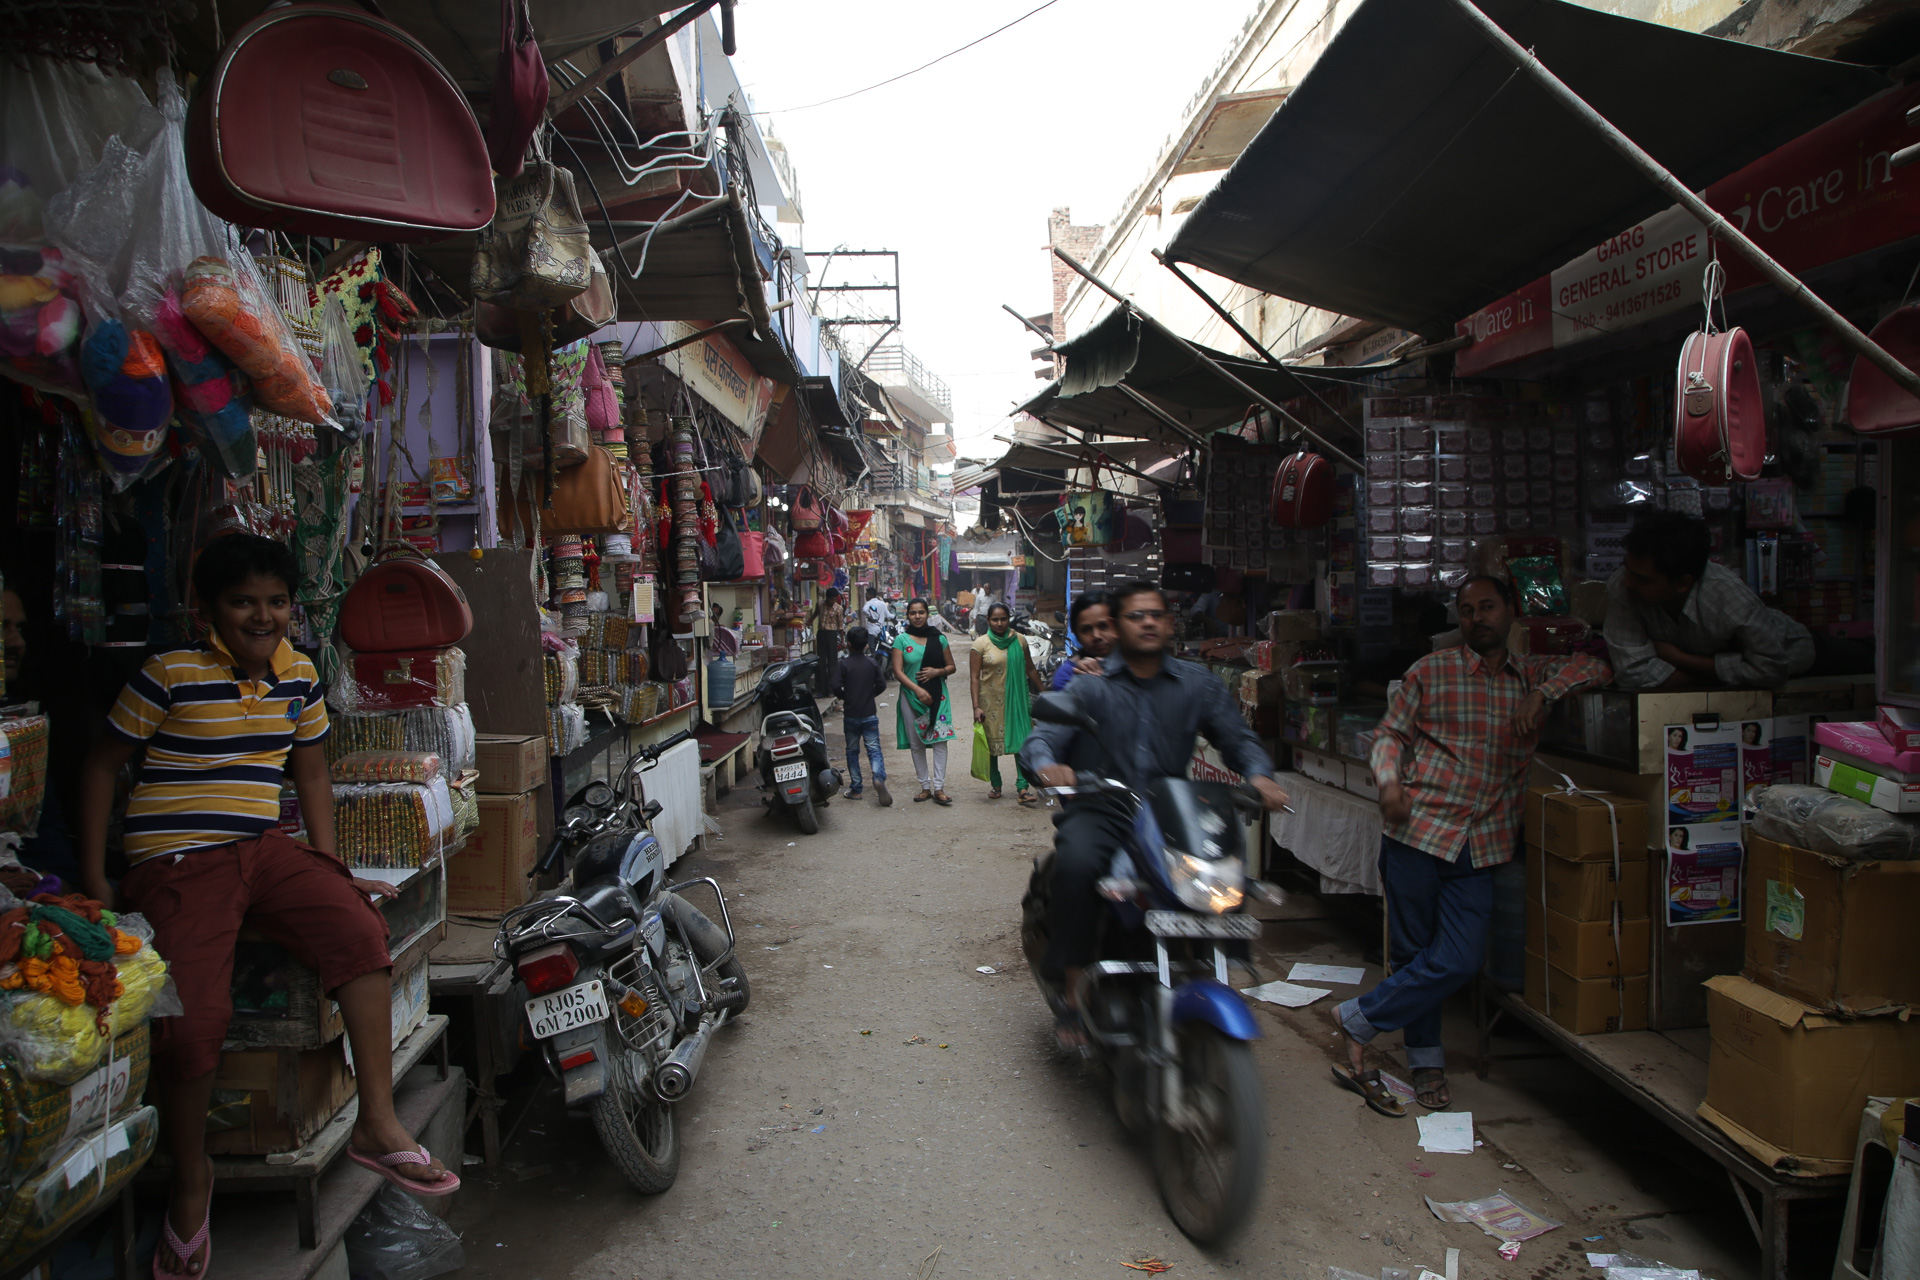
[451, 733, 545, 915]
[1521, 787, 1651, 1034]
[1697, 830, 1920, 1174]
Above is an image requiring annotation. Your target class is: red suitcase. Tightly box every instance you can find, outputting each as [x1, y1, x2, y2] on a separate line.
[186, 2, 494, 241]
[1270, 450, 1335, 528]
[339, 554, 473, 653]
[349, 647, 465, 710]
[1674, 328, 1765, 483]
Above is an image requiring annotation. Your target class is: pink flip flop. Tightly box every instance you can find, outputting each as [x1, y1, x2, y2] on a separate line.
[153, 1201, 210, 1278]
[346, 1145, 461, 1196]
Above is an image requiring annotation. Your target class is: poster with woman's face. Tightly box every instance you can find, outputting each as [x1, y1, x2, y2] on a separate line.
[1666, 722, 1740, 825]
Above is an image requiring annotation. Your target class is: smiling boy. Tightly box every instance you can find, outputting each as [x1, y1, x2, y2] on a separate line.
[76, 534, 456, 1277]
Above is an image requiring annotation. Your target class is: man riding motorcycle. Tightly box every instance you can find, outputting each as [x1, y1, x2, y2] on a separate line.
[1018, 580, 1290, 1048]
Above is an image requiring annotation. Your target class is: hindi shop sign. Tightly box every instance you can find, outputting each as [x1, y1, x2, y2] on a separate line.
[1456, 82, 1920, 375]
[657, 322, 776, 445]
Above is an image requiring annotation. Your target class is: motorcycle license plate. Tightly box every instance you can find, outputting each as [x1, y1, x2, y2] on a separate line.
[773, 761, 808, 782]
[526, 980, 610, 1039]
[1145, 911, 1261, 940]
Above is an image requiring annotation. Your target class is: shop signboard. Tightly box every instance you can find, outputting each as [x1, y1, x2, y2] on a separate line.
[1456, 82, 1920, 374]
[656, 322, 777, 446]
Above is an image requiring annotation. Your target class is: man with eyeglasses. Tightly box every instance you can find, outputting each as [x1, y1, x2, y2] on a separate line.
[1020, 580, 1290, 1049]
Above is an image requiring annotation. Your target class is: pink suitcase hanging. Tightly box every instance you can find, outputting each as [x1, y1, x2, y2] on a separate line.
[1674, 327, 1765, 483]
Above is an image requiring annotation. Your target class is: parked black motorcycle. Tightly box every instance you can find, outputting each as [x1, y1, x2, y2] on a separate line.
[751, 653, 842, 834]
[496, 731, 748, 1193]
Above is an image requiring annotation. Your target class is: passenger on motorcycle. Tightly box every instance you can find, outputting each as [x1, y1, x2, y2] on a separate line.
[1051, 590, 1116, 690]
[1018, 580, 1290, 1048]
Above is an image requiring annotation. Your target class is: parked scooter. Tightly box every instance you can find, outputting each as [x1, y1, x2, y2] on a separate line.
[496, 731, 748, 1194]
[750, 653, 842, 834]
[1013, 612, 1058, 685]
[1019, 695, 1283, 1245]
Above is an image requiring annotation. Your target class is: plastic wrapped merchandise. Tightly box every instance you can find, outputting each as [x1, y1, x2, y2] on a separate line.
[345, 1182, 467, 1280]
[0, 941, 172, 1084]
[1746, 783, 1919, 861]
[0, 1104, 158, 1272]
[1508, 555, 1568, 616]
[331, 751, 444, 784]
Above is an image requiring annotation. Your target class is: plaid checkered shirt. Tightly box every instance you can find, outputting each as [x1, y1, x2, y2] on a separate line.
[1369, 645, 1611, 866]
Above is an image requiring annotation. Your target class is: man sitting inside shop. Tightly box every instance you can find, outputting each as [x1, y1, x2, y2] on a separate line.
[1603, 509, 1813, 689]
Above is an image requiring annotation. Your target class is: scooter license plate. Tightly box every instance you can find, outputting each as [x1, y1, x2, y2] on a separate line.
[773, 761, 808, 782]
[1144, 911, 1261, 940]
[526, 980, 610, 1039]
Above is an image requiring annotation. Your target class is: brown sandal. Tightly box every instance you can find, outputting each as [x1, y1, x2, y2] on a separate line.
[1411, 1067, 1451, 1110]
[913, 789, 933, 802]
[1332, 1065, 1408, 1118]
[933, 791, 953, 806]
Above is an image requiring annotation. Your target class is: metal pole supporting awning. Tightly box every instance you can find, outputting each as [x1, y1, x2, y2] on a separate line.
[1446, 0, 1920, 400]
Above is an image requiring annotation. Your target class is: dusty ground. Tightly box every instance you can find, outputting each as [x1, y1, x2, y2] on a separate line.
[444, 676, 1777, 1280]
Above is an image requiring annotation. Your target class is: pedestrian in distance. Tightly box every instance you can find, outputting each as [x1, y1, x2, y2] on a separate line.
[1332, 574, 1610, 1117]
[808, 587, 847, 699]
[1051, 590, 1115, 690]
[829, 627, 891, 806]
[891, 597, 956, 805]
[970, 602, 1043, 805]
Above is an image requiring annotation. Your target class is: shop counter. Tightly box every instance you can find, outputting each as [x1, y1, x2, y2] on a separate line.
[1477, 986, 1848, 1280]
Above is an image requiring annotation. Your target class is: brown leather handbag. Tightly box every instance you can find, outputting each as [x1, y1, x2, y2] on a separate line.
[502, 445, 629, 535]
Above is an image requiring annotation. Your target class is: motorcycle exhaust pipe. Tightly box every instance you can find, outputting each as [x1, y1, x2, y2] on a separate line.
[653, 1014, 719, 1101]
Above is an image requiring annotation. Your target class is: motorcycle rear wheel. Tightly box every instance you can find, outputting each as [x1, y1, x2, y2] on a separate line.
[793, 796, 820, 834]
[591, 1058, 680, 1194]
[1151, 1026, 1264, 1246]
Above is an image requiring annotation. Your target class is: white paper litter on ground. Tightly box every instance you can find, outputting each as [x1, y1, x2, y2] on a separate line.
[975, 966, 996, 974]
[1287, 962, 1367, 984]
[1425, 1189, 1562, 1241]
[1416, 1111, 1476, 1154]
[1242, 979, 1331, 1007]
[1588, 1255, 1616, 1268]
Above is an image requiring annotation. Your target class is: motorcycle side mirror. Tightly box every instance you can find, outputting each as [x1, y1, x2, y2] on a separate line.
[1052, 610, 1066, 623]
[1031, 693, 1096, 733]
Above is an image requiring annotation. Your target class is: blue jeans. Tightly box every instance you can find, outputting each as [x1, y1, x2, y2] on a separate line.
[1336, 833, 1496, 1071]
[843, 716, 884, 790]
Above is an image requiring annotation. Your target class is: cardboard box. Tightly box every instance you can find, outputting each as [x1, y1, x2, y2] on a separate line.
[1526, 845, 1650, 921]
[1522, 956, 1648, 1034]
[1815, 754, 1920, 813]
[1700, 974, 1920, 1172]
[1526, 906, 1649, 978]
[1743, 835, 1920, 1014]
[1878, 705, 1920, 753]
[1523, 786, 1648, 861]
[475, 733, 546, 795]
[205, 1038, 355, 1155]
[449, 791, 540, 914]
[1532, 754, 1664, 848]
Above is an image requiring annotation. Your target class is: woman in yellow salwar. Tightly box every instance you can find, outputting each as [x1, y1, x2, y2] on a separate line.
[969, 603, 1042, 805]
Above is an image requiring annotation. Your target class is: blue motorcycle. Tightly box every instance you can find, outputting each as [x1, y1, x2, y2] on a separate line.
[1020, 697, 1275, 1245]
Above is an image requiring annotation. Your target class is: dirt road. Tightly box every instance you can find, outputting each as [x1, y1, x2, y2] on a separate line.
[445, 672, 1749, 1279]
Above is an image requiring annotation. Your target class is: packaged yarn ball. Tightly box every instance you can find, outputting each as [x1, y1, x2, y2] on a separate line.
[0, 898, 174, 1084]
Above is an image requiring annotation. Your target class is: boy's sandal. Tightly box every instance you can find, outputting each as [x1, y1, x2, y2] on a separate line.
[1332, 1065, 1408, 1118]
[1411, 1067, 1451, 1110]
[346, 1145, 461, 1197]
[154, 1160, 213, 1279]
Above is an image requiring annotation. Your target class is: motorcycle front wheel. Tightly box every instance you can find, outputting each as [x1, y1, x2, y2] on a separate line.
[792, 796, 820, 834]
[591, 1056, 681, 1194]
[1151, 1025, 1264, 1246]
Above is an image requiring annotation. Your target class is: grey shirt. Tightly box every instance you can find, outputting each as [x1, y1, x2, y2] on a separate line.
[1603, 562, 1815, 689]
[1018, 653, 1275, 787]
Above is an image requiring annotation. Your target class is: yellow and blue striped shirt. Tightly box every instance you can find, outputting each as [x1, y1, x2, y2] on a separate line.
[106, 634, 330, 863]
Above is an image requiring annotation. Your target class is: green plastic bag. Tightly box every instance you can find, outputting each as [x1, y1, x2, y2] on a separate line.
[970, 722, 992, 782]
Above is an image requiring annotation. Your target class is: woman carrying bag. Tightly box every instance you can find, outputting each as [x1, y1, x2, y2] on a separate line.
[891, 598, 956, 805]
[970, 603, 1041, 804]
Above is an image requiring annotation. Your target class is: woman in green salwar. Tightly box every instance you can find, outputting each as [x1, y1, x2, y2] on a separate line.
[969, 603, 1042, 804]
[891, 597, 957, 805]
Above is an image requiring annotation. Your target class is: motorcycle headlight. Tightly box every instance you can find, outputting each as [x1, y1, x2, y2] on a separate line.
[1168, 852, 1245, 914]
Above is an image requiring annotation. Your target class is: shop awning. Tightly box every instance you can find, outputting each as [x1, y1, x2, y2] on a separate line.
[1164, 0, 1888, 338]
[1018, 308, 1365, 445]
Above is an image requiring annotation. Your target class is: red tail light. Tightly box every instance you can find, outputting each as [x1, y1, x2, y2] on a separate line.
[770, 735, 801, 755]
[516, 942, 579, 994]
[558, 1047, 597, 1071]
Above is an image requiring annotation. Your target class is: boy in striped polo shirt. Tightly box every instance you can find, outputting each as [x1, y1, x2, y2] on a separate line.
[78, 535, 456, 1276]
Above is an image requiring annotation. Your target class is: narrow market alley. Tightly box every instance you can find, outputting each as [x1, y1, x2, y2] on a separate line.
[444, 676, 1760, 1280]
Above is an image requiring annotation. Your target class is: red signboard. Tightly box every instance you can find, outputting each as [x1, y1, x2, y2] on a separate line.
[1456, 82, 1920, 374]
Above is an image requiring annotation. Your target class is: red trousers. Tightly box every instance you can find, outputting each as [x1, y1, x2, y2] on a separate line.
[122, 831, 391, 1078]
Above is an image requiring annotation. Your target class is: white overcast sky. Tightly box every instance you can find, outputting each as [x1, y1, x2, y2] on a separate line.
[729, 0, 1260, 459]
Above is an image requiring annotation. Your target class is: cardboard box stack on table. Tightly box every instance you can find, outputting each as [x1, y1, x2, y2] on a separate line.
[1521, 786, 1651, 1035]
[1694, 706, 1920, 1176]
[450, 733, 546, 914]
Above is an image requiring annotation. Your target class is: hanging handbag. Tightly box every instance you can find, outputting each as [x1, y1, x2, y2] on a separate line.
[339, 550, 474, 652]
[1674, 329, 1765, 483]
[1270, 449, 1335, 528]
[790, 485, 823, 530]
[502, 444, 628, 535]
[1844, 304, 1920, 435]
[470, 160, 593, 310]
[583, 343, 619, 435]
[186, 2, 493, 240]
[710, 507, 746, 580]
[739, 529, 766, 578]
[793, 529, 831, 560]
[487, 0, 547, 179]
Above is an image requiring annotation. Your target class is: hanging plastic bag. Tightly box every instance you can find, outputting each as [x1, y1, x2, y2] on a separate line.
[182, 253, 331, 424]
[0, 61, 147, 400]
[317, 294, 367, 433]
[344, 1182, 466, 1280]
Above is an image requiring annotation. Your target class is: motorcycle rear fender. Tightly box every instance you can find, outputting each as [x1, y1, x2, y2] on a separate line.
[546, 1022, 612, 1104]
[1171, 978, 1261, 1041]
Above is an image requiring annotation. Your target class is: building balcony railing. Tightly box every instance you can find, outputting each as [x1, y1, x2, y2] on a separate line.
[862, 344, 953, 421]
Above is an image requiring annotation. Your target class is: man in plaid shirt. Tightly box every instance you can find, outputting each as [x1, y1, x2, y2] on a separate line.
[1333, 575, 1610, 1116]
